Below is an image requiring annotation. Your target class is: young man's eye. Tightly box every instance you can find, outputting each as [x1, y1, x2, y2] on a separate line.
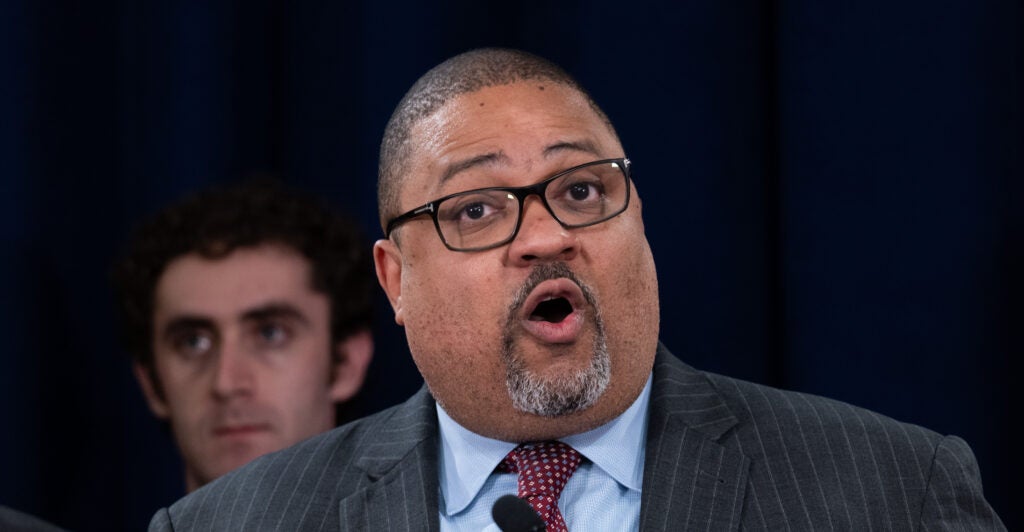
[255, 323, 291, 346]
[174, 331, 213, 357]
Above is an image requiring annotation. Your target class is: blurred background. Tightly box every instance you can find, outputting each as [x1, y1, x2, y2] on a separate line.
[1, 0, 1019, 530]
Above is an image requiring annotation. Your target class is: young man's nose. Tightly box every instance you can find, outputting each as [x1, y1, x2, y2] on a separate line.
[211, 342, 255, 399]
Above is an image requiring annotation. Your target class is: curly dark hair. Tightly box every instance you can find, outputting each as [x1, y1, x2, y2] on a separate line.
[111, 179, 373, 371]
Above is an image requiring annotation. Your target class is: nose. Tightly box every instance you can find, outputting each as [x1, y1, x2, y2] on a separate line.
[507, 196, 579, 265]
[211, 340, 255, 400]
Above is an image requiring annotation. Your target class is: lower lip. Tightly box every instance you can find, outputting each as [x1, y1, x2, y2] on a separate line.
[520, 311, 584, 344]
[213, 425, 270, 438]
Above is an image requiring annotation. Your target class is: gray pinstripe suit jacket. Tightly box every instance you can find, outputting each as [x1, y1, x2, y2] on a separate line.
[149, 344, 1004, 531]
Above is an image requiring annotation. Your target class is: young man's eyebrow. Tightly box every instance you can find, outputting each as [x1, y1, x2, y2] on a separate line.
[160, 316, 215, 341]
[240, 303, 310, 326]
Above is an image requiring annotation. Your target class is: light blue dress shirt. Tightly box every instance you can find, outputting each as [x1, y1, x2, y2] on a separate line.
[437, 374, 652, 531]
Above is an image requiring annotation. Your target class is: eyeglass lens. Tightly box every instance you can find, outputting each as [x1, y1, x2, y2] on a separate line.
[434, 160, 628, 250]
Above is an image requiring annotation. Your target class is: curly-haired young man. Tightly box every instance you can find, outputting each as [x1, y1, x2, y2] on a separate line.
[112, 180, 374, 492]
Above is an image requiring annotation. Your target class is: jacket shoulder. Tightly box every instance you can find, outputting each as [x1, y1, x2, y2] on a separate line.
[702, 370, 945, 456]
[700, 371, 958, 529]
[152, 390, 436, 531]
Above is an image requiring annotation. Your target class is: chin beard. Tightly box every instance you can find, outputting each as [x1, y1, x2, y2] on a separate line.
[503, 331, 610, 417]
[501, 263, 611, 417]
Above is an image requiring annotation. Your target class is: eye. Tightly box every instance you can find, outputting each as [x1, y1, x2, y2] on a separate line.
[567, 181, 600, 201]
[253, 322, 291, 347]
[439, 192, 511, 226]
[173, 330, 214, 358]
[557, 176, 605, 205]
[459, 202, 491, 221]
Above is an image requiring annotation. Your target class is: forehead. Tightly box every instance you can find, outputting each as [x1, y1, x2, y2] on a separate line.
[154, 244, 324, 322]
[402, 82, 622, 202]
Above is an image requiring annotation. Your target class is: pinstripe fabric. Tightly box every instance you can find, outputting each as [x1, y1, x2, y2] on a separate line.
[640, 343, 1004, 531]
[149, 387, 440, 531]
[150, 343, 1003, 531]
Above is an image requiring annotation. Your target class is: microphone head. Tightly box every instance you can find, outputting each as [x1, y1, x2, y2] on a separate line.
[492, 494, 546, 532]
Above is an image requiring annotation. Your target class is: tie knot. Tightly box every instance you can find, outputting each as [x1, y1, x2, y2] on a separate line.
[498, 441, 582, 532]
[501, 441, 582, 481]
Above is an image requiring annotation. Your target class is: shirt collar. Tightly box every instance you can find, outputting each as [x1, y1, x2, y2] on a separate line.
[436, 374, 653, 516]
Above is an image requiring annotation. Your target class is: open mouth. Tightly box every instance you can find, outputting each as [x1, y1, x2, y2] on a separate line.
[529, 297, 574, 323]
[518, 278, 586, 344]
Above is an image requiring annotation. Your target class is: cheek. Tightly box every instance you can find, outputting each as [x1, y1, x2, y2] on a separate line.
[267, 342, 335, 394]
[262, 358, 338, 436]
[156, 361, 207, 415]
[625, 238, 657, 293]
[277, 381, 334, 425]
[403, 258, 504, 332]
[590, 221, 660, 343]
[400, 260, 508, 378]
[158, 376, 211, 446]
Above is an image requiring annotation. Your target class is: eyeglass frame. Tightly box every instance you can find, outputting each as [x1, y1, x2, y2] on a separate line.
[384, 157, 632, 252]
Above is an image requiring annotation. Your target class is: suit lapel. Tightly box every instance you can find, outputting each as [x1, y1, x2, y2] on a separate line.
[335, 347, 750, 530]
[338, 387, 441, 532]
[640, 345, 750, 531]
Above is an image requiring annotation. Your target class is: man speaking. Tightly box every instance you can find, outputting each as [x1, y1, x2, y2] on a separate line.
[149, 48, 1003, 531]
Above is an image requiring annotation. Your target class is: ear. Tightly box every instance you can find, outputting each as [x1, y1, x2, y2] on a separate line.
[327, 329, 374, 402]
[132, 361, 170, 419]
[373, 238, 405, 326]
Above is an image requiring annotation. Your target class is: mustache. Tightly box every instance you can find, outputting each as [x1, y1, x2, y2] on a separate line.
[508, 262, 598, 316]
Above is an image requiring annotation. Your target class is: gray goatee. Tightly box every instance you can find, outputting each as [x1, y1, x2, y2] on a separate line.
[501, 262, 610, 417]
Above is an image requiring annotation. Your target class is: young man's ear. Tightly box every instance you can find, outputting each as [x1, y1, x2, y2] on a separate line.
[373, 239, 405, 326]
[328, 329, 374, 402]
[132, 361, 170, 419]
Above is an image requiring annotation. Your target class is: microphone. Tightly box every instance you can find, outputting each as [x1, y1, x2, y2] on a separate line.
[492, 494, 546, 532]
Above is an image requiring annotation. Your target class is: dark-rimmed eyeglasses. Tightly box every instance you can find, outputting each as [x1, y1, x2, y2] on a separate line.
[385, 158, 632, 252]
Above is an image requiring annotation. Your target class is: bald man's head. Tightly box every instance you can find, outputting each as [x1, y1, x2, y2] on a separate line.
[376, 48, 618, 230]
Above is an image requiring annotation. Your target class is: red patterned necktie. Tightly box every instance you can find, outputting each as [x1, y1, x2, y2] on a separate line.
[497, 441, 583, 532]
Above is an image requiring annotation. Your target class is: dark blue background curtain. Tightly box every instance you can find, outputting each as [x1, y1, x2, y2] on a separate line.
[1, 1, 1019, 530]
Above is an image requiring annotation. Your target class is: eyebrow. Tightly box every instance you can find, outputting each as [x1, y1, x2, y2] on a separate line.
[160, 316, 215, 343]
[439, 152, 510, 184]
[241, 303, 311, 328]
[542, 140, 602, 158]
[438, 139, 603, 185]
